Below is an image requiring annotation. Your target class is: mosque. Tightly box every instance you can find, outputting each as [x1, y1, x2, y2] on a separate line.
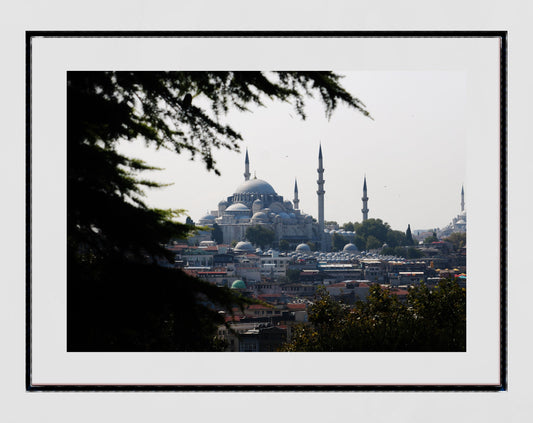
[197, 145, 365, 251]
[437, 185, 467, 238]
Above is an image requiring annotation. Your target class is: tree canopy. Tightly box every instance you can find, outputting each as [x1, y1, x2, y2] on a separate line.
[331, 232, 348, 251]
[67, 71, 370, 351]
[281, 279, 466, 352]
[444, 232, 466, 250]
[245, 225, 275, 249]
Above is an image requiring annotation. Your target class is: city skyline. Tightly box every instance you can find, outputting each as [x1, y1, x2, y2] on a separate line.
[117, 70, 467, 232]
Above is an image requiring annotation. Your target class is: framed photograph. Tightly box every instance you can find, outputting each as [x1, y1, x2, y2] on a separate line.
[27, 31, 506, 390]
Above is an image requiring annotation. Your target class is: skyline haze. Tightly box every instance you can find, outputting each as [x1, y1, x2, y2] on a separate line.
[117, 71, 467, 232]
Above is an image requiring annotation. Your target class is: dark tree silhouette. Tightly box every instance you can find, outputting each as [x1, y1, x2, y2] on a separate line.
[211, 222, 224, 245]
[245, 225, 275, 249]
[67, 71, 370, 351]
[281, 280, 465, 352]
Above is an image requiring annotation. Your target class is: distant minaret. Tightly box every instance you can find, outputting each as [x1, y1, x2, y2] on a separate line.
[362, 175, 369, 221]
[317, 144, 325, 244]
[461, 185, 465, 212]
[293, 178, 300, 210]
[244, 148, 250, 181]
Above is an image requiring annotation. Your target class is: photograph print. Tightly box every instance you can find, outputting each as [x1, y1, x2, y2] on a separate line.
[67, 70, 467, 353]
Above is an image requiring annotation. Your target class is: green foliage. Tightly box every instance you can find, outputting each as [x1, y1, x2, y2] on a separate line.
[354, 234, 366, 251]
[68, 71, 369, 351]
[306, 241, 317, 252]
[356, 219, 390, 243]
[331, 232, 348, 251]
[211, 222, 224, 245]
[245, 225, 275, 249]
[341, 222, 355, 232]
[444, 232, 466, 250]
[282, 280, 465, 352]
[278, 239, 291, 252]
[424, 235, 439, 244]
[348, 219, 419, 252]
[386, 230, 406, 248]
[68, 256, 255, 351]
[286, 268, 301, 283]
[405, 246, 424, 259]
[405, 224, 415, 245]
[381, 245, 424, 259]
[366, 235, 382, 250]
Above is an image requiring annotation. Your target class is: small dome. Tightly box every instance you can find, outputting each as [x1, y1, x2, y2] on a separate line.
[198, 213, 216, 224]
[296, 243, 311, 252]
[253, 199, 263, 205]
[278, 212, 290, 220]
[231, 280, 247, 290]
[218, 199, 229, 206]
[343, 243, 358, 252]
[234, 179, 277, 195]
[234, 241, 255, 252]
[225, 203, 250, 212]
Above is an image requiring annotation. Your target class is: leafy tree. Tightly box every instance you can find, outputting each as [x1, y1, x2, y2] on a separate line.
[245, 225, 275, 249]
[278, 239, 291, 252]
[356, 218, 391, 243]
[282, 280, 465, 352]
[341, 222, 355, 232]
[331, 232, 348, 251]
[444, 232, 466, 250]
[306, 241, 317, 252]
[407, 280, 466, 350]
[286, 268, 301, 283]
[386, 230, 406, 248]
[405, 246, 424, 259]
[381, 245, 423, 259]
[354, 234, 366, 251]
[185, 216, 195, 226]
[405, 224, 415, 245]
[424, 234, 439, 244]
[380, 246, 396, 256]
[211, 222, 224, 245]
[366, 235, 382, 250]
[67, 71, 369, 351]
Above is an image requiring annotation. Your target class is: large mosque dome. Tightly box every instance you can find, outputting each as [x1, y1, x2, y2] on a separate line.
[234, 179, 277, 195]
[225, 203, 250, 212]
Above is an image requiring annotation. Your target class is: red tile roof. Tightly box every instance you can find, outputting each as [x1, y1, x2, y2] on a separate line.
[287, 303, 307, 311]
[247, 304, 274, 310]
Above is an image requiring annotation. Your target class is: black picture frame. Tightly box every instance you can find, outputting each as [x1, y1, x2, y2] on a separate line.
[26, 30, 507, 392]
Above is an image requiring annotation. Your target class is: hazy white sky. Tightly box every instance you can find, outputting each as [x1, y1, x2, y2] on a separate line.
[117, 71, 467, 231]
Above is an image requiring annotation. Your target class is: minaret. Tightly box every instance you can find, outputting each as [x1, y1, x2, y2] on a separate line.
[244, 148, 250, 181]
[362, 175, 369, 221]
[461, 185, 465, 212]
[317, 144, 325, 246]
[293, 178, 300, 210]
